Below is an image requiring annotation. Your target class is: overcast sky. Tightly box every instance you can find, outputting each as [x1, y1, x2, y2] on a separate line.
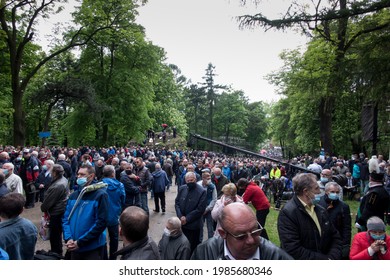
[37, 0, 308, 103]
[136, 0, 308, 103]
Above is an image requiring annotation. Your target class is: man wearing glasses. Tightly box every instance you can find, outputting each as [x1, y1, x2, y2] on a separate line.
[191, 202, 292, 260]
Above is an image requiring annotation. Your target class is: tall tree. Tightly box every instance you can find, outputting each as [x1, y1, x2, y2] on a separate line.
[0, 0, 146, 146]
[239, 0, 390, 154]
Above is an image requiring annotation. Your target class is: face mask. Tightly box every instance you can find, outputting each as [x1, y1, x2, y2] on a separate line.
[239, 167, 243, 171]
[2, 169, 8, 175]
[307, 192, 321, 205]
[163, 228, 171, 237]
[42, 165, 48, 171]
[215, 175, 221, 179]
[312, 194, 321, 205]
[370, 233, 385, 240]
[77, 177, 88, 187]
[187, 182, 197, 188]
[125, 169, 132, 175]
[320, 177, 329, 184]
[206, 180, 211, 185]
[328, 193, 339, 201]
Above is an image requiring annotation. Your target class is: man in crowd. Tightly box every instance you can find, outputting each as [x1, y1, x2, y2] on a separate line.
[158, 216, 191, 260]
[62, 165, 108, 260]
[101, 165, 125, 259]
[175, 171, 207, 253]
[356, 171, 390, 231]
[0, 193, 37, 259]
[112, 206, 160, 260]
[3, 162, 23, 194]
[211, 167, 229, 198]
[134, 157, 152, 213]
[278, 173, 342, 259]
[19, 148, 40, 208]
[191, 202, 292, 260]
[151, 163, 170, 213]
[318, 182, 351, 259]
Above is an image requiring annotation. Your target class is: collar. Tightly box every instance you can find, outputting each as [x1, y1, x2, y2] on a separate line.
[223, 240, 260, 260]
[297, 196, 315, 212]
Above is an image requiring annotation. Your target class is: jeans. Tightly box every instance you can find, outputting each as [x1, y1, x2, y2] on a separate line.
[140, 192, 149, 213]
[107, 224, 119, 259]
[200, 212, 214, 242]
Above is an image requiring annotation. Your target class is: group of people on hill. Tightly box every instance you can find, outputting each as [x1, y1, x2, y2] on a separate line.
[0, 144, 389, 260]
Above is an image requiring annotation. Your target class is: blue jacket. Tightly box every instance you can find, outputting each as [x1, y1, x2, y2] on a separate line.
[102, 177, 125, 226]
[62, 185, 108, 252]
[175, 183, 207, 230]
[0, 217, 37, 260]
[151, 169, 170, 193]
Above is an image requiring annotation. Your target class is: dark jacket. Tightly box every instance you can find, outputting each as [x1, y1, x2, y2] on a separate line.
[211, 174, 230, 198]
[318, 195, 351, 258]
[151, 169, 170, 193]
[162, 162, 174, 177]
[175, 183, 207, 230]
[34, 170, 52, 190]
[134, 166, 152, 193]
[40, 176, 69, 216]
[113, 236, 160, 260]
[357, 184, 390, 229]
[120, 173, 139, 206]
[277, 195, 342, 260]
[158, 233, 191, 260]
[57, 160, 72, 179]
[191, 236, 293, 260]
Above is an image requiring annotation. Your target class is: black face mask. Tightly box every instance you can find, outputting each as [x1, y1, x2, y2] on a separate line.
[187, 182, 197, 189]
[125, 169, 132, 175]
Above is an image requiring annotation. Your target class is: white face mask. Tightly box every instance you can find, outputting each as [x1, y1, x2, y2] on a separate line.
[163, 228, 171, 237]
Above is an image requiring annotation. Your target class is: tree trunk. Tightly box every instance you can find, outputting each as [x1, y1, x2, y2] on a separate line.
[319, 96, 334, 154]
[12, 86, 25, 147]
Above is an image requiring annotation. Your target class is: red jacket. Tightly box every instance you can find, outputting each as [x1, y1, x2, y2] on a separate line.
[243, 181, 270, 210]
[350, 232, 390, 260]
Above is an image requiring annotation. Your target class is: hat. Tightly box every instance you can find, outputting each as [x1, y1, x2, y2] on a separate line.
[367, 216, 386, 232]
[23, 148, 31, 153]
[370, 171, 384, 182]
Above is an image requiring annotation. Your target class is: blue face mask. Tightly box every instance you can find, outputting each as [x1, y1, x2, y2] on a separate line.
[2, 169, 8, 175]
[328, 193, 339, 201]
[312, 194, 321, 205]
[77, 177, 88, 187]
[320, 177, 329, 184]
[370, 233, 385, 240]
[215, 175, 221, 179]
[42, 165, 48, 171]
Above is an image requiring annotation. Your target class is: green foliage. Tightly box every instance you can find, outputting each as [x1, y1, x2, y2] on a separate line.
[213, 90, 249, 142]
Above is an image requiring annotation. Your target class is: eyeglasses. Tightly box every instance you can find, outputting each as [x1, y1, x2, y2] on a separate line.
[224, 222, 263, 241]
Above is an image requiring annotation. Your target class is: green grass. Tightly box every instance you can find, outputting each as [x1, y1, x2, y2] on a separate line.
[266, 199, 363, 247]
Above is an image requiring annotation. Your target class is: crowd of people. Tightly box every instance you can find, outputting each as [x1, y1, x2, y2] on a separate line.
[0, 144, 389, 260]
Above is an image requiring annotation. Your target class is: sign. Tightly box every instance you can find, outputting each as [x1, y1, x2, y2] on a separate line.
[38, 131, 51, 138]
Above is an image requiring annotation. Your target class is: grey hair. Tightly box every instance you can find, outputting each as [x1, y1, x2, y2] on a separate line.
[45, 159, 55, 168]
[103, 165, 115, 177]
[185, 171, 196, 181]
[57, 154, 66, 161]
[324, 181, 342, 192]
[167, 217, 182, 231]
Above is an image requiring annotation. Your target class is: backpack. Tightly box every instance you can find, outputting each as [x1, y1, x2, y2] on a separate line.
[34, 250, 63, 260]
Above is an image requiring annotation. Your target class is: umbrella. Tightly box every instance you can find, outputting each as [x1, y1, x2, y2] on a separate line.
[161, 123, 168, 128]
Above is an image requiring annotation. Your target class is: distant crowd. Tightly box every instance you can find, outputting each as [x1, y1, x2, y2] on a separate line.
[0, 144, 390, 260]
